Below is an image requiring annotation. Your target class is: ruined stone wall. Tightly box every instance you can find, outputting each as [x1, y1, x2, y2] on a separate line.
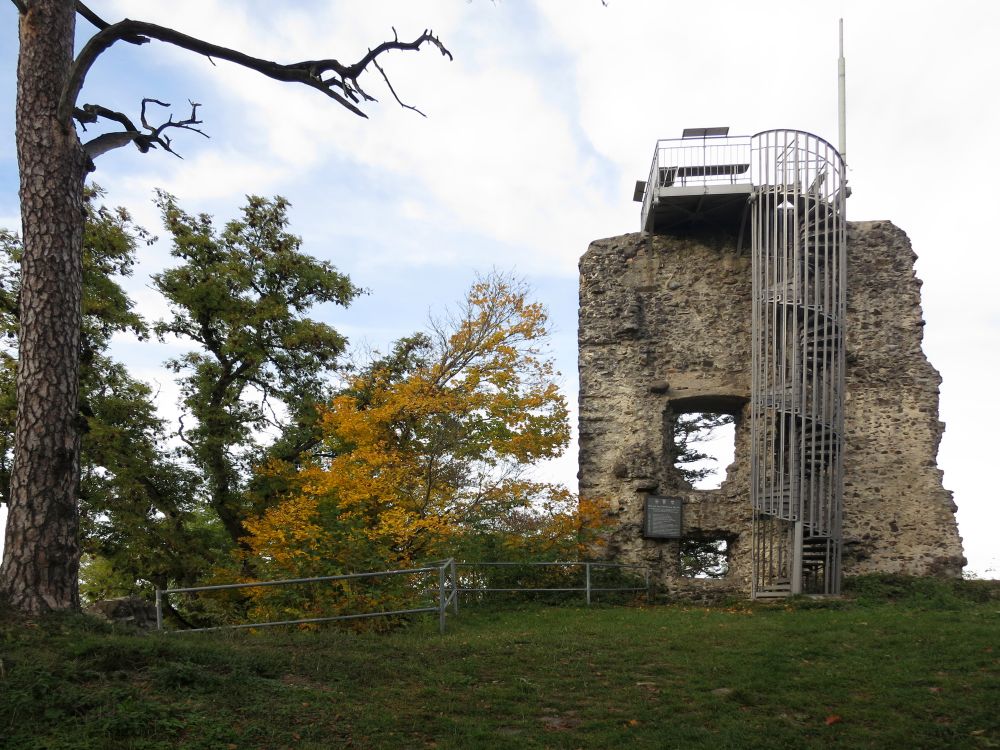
[842, 222, 964, 576]
[578, 221, 964, 595]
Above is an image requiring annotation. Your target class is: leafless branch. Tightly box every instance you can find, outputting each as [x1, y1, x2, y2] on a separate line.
[77, 99, 208, 160]
[81, 131, 142, 159]
[75, 1, 109, 30]
[60, 18, 451, 126]
[74, 103, 138, 132]
[373, 56, 426, 117]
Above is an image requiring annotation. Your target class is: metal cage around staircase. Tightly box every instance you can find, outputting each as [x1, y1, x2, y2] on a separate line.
[749, 130, 846, 598]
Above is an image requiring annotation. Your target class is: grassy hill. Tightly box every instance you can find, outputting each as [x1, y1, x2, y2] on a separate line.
[2, 576, 998, 749]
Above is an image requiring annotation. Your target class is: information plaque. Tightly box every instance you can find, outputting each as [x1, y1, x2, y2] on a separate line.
[644, 496, 683, 539]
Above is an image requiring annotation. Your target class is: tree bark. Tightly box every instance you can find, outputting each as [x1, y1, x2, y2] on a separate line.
[0, 0, 87, 612]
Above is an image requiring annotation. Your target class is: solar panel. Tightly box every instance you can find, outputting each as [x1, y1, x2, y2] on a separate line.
[681, 126, 730, 138]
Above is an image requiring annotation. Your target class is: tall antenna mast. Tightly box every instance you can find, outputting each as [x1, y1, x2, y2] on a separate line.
[838, 18, 847, 166]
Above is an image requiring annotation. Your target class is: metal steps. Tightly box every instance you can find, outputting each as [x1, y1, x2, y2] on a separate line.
[755, 580, 792, 599]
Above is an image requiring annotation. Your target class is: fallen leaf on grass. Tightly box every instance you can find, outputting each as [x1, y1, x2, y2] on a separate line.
[825, 715, 842, 726]
[928, 687, 942, 693]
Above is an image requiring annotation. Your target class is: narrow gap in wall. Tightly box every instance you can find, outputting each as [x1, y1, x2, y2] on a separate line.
[679, 538, 730, 579]
[672, 411, 736, 489]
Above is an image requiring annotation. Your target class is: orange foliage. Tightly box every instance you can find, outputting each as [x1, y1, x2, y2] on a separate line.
[242, 275, 603, 614]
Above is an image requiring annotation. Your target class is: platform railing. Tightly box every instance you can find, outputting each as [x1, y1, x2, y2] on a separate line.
[641, 135, 752, 230]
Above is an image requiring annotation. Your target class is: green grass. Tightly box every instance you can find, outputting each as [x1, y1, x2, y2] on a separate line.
[2, 576, 998, 749]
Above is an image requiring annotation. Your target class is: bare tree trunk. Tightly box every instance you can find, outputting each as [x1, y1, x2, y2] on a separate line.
[0, 0, 86, 612]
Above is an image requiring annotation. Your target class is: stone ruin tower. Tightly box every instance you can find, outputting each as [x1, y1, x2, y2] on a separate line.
[578, 128, 964, 598]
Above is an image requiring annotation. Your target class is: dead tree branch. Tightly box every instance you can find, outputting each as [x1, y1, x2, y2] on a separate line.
[75, 99, 208, 160]
[75, 1, 109, 30]
[60, 17, 452, 129]
[373, 31, 427, 117]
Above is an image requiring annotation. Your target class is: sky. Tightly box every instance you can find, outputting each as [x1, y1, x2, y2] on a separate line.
[1, 0, 997, 577]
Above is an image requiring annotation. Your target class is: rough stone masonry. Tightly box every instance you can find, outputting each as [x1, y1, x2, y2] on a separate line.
[578, 221, 965, 596]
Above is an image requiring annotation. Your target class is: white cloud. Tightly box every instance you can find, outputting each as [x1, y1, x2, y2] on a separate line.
[113, 147, 291, 205]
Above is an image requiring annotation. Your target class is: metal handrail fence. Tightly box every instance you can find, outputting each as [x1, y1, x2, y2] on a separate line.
[154, 559, 648, 635]
[455, 561, 650, 606]
[155, 558, 459, 634]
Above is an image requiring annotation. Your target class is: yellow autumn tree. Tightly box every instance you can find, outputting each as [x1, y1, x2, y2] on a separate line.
[241, 274, 595, 621]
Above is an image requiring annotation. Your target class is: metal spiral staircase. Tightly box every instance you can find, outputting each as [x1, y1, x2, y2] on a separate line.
[749, 130, 847, 598]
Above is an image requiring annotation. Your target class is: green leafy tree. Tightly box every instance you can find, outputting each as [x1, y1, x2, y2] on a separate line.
[0, 197, 148, 502]
[76, 356, 226, 606]
[679, 538, 730, 579]
[152, 192, 361, 549]
[0, 190, 223, 604]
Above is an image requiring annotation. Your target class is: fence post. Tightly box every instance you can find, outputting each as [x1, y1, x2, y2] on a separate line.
[155, 589, 163, 631]
[438, 563, 447, 634]
[450, 558, 459, 614]
[585, 562, 591, 606]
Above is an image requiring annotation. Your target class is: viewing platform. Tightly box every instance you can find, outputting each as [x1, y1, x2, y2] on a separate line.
[635, 128, 753, 235]
[635, 128, 847, 238]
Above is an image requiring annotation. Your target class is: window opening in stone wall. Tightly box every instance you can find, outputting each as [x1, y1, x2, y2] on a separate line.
[679, 538, 730, 578]
[673, 412, 736, 489]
